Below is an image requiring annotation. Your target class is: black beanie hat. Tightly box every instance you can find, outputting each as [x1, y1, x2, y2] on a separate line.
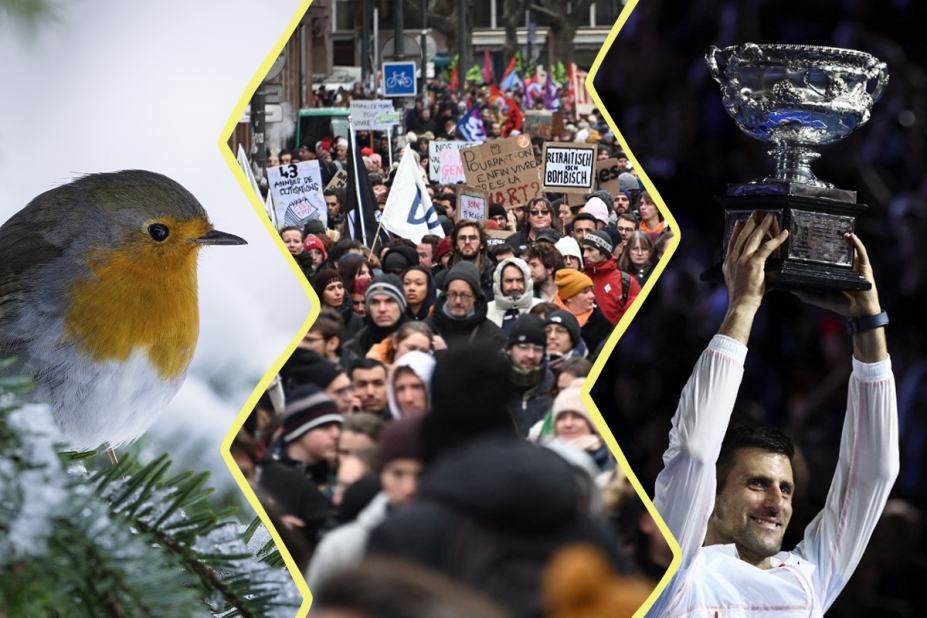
[507, 313, 548, 349]
[422, 340, 515, 464]
[444, 261, 483, 299]
[381, 245, 420, 273]
[279, 348, 344, 392]
[281, 383, 343, 444]
[546, 310, 582, 348]
[488, 203, 507, 219]
[583, 229, 614, 256]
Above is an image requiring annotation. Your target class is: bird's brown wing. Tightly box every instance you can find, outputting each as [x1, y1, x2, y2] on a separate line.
[0, 212, 63, 352]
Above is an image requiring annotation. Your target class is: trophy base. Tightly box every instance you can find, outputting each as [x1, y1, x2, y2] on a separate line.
[700, 261, 871, 293]
[701, 193, 872, 293]
[728, 181, 857, 204]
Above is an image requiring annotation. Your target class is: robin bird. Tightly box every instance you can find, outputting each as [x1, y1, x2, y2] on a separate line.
[0, 170, 247, 452]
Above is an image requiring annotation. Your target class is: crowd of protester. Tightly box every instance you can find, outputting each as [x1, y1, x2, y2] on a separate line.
[231, 69, 678, 616]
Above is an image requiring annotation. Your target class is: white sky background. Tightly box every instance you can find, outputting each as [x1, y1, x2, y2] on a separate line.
[0, 0, 312, 490]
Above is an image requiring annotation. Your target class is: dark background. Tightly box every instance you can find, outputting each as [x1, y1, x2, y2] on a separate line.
[591, 2, 927, 616]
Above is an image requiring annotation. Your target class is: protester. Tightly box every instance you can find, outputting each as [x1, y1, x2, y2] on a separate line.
[618, 230, 656, 289]
[486, 257, 543, 332]
[425, 262, 506, 350]
[581, 230, 640, 325]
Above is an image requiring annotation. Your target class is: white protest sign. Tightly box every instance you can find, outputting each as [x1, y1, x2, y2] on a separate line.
[268, 161, 328, 229]
[429, 141, 480, 184]
[455, 185, 489, 222]
[541, 142, 597, 193]
[350, 100, 399, 131]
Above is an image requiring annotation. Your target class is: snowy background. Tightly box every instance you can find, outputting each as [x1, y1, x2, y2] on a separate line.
[0, 0, 312, 502]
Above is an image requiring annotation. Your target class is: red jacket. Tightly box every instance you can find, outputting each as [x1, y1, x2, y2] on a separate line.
[583, 258, 640, 325]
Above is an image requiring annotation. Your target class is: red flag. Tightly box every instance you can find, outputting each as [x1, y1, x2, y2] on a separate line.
[501, 56, 517, 84]
[449, 65, 459, 92]
[501, 92, 524, 137]
[482, 49, 494, 85]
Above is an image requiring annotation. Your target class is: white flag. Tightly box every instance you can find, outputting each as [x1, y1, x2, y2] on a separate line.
[381, 145, 445, 244]
[237, 145, 276, 225]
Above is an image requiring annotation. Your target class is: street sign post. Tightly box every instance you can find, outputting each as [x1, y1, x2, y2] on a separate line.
[382, 61, 417, 98]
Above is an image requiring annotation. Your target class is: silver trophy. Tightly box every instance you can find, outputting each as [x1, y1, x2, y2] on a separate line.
[704, 43, 889, 291]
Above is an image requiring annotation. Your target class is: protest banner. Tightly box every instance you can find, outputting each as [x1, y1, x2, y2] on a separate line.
[459, 135, 541, 209]
[350, 100, 399, 131]
[523, 111, 553, 139]
[596, 158, 622, 197]
[428, 141, 479, 183]
[268, 161, 328, 229]
[454, 185, 489, 222]
[541, 142, 596, 193]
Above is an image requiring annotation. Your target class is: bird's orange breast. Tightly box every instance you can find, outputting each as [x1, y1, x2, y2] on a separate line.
[62, 217, 212, 380]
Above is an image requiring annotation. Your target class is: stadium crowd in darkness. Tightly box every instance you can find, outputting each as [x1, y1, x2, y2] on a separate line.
[592, 2, 927, 617]
[232, 64, 674, 617]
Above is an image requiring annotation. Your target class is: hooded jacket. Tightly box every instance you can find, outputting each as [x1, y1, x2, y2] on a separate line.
[486, 257, 543, 329]
[386, 350, 436, 419]
[582, 257, 641, 325]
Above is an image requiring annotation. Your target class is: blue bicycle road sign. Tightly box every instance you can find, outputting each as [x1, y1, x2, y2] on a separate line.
[382, 61, 418, 97]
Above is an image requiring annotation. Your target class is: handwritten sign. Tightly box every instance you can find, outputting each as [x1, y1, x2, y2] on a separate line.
[428, 141, 479, 184]
[268, 161, 328, 229]
[541, 142, 596, 193]
[459, 135, 541, 209]
[454, 185, 489, 222]
[326, 168, 348, 191]
[350, 100, 398, 131]
[595, 158, 622, 196]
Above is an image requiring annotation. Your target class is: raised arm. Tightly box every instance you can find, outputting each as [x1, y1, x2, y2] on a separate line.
[792, 233, 898, 610]
[655, 213, 789, 564]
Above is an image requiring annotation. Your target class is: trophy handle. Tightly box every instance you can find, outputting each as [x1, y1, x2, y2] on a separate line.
[706, 45, 724, 84]
[870, 62, 889, 103]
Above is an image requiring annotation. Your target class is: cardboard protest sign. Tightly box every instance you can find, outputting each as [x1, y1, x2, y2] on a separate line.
[326, 168, 348, 191]
[268, 161, 328, 229]
[428, 141, 479, 184]
[596, 158, 622, 197]
[523, 111, 553, 139]
[459, 135, 541, 209]
[541, 142, 596, 193]
[350, 100, 398, 131]
[454, 185, 489, 222]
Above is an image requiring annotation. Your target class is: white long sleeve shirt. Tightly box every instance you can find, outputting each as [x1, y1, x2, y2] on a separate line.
[647, 335, 899, 618]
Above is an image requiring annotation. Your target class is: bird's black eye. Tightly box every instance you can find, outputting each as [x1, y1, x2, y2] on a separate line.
[148, 223, 170, 242]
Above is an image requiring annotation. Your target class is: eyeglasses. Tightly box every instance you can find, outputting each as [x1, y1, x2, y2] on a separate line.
[458, 235, 480, 243]
[446, 292, 474, 302]
[631, 246, 650, 253]
[529, 210, 549, 217]
[617, 226, 636, 233]
[514, 343, 545, 355]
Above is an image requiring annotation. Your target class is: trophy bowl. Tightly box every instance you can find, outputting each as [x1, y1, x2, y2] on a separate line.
[706, 43, 888, 188]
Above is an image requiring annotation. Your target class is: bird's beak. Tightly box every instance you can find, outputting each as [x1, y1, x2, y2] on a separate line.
[193, 229, 247, 246]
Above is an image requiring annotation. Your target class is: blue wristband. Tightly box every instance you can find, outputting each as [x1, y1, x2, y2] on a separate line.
[846, 311, 889, 335]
